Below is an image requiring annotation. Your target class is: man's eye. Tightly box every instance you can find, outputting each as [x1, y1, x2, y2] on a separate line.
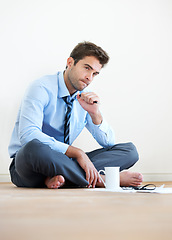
[85, 67, 89, 70]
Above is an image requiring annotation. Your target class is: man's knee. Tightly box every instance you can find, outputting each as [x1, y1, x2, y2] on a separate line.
[20, 139, 48, 160]
[23, 138, 42, 154]
[15, 139, 44, 170]
[126, 142, 139, 166]
[111, 142, 139, 168]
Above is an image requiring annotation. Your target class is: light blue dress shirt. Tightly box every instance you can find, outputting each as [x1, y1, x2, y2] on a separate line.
[8, 71, 115, 158]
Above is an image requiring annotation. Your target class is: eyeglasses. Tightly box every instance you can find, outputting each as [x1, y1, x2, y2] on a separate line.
[122, 184, 156, 191]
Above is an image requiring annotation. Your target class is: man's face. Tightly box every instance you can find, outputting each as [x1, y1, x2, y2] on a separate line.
[66, 56, 102, 94]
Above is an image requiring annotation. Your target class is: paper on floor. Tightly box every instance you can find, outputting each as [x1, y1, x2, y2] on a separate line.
[86, 185, 172, 194]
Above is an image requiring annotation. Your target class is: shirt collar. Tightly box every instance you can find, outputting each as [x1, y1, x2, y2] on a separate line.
[57, 71, 78, 100]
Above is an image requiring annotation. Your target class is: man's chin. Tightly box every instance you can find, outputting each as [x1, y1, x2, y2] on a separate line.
[80, 80, 88, 89]
[76, 85, 87, 91]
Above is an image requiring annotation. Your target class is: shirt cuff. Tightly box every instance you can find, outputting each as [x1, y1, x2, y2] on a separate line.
[97, 119, 109, 133]
[52, 140, 69, 154]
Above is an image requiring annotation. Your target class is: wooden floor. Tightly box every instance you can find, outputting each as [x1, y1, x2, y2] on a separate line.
[1, 182, 172, 240]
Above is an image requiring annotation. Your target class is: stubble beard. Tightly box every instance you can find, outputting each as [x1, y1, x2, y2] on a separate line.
[68, 71, 86, 92]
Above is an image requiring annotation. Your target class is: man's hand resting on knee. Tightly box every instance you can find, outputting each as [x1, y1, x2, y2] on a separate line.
[65, 146, 101, 188]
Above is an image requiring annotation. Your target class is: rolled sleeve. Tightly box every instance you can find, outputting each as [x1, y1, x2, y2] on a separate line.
[86, 114, 115, 148]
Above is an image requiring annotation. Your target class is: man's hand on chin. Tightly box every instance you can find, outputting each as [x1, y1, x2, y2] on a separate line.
[77, 92, 103, 125]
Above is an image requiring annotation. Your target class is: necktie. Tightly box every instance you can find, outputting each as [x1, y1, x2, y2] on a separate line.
[63, 96, 74, 144]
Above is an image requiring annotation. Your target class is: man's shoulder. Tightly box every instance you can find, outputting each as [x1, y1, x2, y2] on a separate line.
[25, 72, 61, 99]
[33, 73, 59, 87]
[27, 72, 62, 93]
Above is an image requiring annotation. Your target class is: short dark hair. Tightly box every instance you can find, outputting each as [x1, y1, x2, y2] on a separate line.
[69, 41, 109, 67]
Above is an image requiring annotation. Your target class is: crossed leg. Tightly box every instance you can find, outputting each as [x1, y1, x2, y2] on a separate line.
[11, 140, 142, 189]
[44, 142, 143, 189]
[45, 171, 143, 189]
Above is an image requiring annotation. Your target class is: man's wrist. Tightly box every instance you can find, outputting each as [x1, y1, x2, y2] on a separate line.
[89, 111, 103, 125]
[65, 145, 84, 159]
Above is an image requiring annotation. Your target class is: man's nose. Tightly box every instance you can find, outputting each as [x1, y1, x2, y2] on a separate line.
[86, 73, 93, 82]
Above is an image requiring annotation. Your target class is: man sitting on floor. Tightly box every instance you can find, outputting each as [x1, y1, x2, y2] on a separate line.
[8, 41, 143, 189]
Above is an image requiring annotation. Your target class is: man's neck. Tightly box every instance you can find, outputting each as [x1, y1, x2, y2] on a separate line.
[63, 70, 76, 96]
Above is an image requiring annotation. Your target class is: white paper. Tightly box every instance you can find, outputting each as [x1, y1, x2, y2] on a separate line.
[86, 185, 172, 194]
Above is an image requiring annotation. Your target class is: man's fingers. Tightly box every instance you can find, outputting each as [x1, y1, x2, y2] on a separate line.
[79, 92, 99, 104]
[86, 169, 97, 188]
[89, 169, 100, 188]
[97, 172, 102, 183]
[88, 170, 94, 187]
[86, 170, 90, 187]
[92, 171, 98, 188]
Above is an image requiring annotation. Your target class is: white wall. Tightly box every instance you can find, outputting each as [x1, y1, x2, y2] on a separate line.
[0, 0, 172, 182]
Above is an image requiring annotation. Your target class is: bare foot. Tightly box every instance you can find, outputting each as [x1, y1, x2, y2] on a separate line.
[96, 171, 143, 188]
[120, 171, 143, 187]
[45, 175, 65, 189]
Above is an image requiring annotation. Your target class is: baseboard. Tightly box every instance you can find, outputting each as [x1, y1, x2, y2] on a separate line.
[0, 174, 11, 182]
[142, 173, 172, 182]
[0, 173, 172, 183]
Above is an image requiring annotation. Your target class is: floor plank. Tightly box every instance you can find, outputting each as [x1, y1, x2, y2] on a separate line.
[1, 182, 172, 240]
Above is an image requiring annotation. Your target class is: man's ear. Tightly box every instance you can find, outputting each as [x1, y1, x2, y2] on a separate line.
[66, 57, 74, 69]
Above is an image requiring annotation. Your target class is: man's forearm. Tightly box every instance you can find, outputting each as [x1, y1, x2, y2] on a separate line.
[65, 145, 101, 188]
[65, 145, 84, 159]
[88, 110, 103, 125]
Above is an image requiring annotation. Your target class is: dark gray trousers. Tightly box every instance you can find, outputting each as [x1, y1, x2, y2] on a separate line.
[9, 139, 139, 188]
